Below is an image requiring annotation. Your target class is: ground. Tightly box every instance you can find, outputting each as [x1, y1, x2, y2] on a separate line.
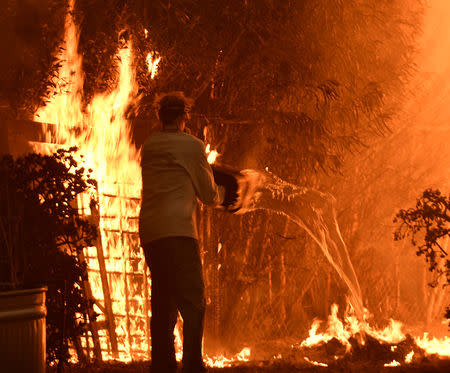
[49, 358, 450, 373]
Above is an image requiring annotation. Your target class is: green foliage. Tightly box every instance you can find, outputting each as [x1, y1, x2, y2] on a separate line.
[0, 148, 97, 366]
[394, 189, 450, 287]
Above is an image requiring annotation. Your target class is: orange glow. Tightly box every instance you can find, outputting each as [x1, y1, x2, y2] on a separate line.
[384, 360, 401, 367]
[405, 350, 414, 363]
[299, 304, 363, 352]
[205, 143, 219, 164]
[304, 357, 328, 367]
[204, 347, 251, 368]
[28, 0, 450, 367]
[33, 0, 147, 361]
[146, 52, 161, 79]
[31, 2, 247, 365]
[298, 304, 450, 361]
[416, 334, 450, 357]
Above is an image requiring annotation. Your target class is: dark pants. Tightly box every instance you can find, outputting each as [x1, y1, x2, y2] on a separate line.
[143, 237, 206, 373]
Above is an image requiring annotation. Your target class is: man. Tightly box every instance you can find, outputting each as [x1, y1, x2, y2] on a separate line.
[139, 92, 224, 373]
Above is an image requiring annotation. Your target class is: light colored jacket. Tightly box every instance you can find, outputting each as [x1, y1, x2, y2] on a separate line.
[139, 131, 222, 244]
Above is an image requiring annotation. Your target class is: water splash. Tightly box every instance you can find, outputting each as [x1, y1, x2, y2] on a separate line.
[235, 169, 364, 318]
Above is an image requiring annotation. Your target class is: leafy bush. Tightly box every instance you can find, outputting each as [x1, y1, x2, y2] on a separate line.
[0, 148, 97, 366]
[394, 189, 450, 319]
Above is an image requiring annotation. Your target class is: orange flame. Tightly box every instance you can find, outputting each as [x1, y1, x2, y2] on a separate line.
[205, 143, 219, 164]
[298, 303, 450, 362]
[146, 52, 161, 79]
[384, 360, 401, 367]
[204, 347, 251, 368]
[33, 0, 146, 361]
[32, 3, 249, 366]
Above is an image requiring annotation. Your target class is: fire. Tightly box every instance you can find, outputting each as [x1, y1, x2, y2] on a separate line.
[299, 304, 363, 352]
[384, 360, 401, 367]
[297, 303, 450, 364]
[416, 334, 450, 357]
[304, 357, 328, 367]
[146, 52, 161, 79]
[31, 2, 246, 366]
[28, 0, 450, 368]
[405, 350, 414, 363]
[33, 0, 146, 361]
[205, 143, 219, 164]
[204, 347, 251, 368]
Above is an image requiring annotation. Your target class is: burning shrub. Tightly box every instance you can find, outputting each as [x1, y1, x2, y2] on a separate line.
[0, 148, 97, 367]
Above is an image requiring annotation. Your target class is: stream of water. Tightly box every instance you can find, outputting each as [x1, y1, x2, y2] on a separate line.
[234, 169, 365, 319]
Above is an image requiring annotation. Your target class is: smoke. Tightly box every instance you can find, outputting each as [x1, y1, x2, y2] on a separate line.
[330, 0, 450, 327]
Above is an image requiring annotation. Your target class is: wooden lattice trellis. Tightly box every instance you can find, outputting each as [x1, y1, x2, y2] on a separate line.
[76, 182, 151, 362]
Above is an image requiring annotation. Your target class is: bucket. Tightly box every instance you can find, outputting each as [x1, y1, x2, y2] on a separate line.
[0, 286, 47, 373]
[212, 164, 258, 213]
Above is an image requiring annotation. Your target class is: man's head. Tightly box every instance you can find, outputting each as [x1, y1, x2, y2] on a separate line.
[156, 92, 192, 131]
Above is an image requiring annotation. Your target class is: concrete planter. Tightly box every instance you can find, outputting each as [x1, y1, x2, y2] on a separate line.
[0, 287, 47, 373]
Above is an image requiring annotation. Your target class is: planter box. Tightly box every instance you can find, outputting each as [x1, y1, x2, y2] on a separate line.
[0, 287, 47, 373]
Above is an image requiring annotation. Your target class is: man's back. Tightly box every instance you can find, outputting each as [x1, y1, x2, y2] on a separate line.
[139, 131, 220, 244]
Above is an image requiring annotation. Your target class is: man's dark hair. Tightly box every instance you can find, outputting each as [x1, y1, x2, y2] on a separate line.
[156, 92, 192, 128]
